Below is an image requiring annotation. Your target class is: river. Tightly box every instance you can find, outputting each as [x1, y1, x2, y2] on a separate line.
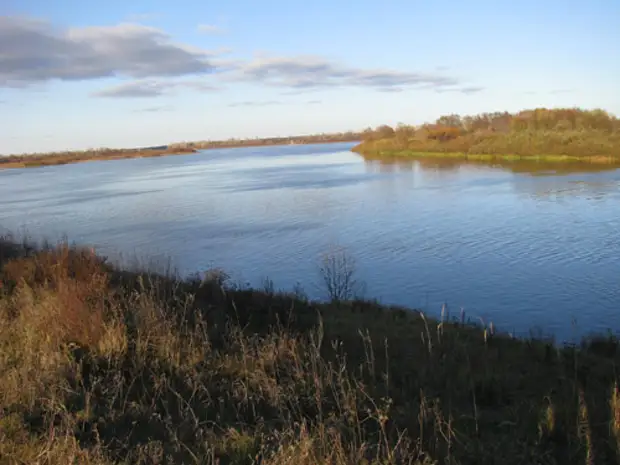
[1, 141, 619, 341]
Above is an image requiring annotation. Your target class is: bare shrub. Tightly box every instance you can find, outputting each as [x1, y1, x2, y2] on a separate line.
[319, 247, 361, 303]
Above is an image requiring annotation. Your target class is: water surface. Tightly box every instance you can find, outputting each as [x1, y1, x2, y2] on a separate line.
[1, 142, 619, 341]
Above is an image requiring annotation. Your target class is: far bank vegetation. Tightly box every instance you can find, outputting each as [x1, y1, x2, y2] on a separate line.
[0, 132, 361, 170]
[354, 108, 620, 161]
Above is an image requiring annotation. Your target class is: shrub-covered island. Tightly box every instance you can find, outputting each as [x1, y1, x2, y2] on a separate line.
[353, 108, 620, 164]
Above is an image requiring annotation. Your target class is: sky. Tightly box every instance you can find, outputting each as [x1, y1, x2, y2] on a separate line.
[1, 0, 619, 154]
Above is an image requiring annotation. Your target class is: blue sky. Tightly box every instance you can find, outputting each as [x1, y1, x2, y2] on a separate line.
[1, 0, 619, 154]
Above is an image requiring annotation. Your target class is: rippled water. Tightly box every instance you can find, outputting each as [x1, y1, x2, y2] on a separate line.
[1, 142, 619, 341]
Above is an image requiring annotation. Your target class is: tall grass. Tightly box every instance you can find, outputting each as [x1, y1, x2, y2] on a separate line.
[1, 238, 620, 464]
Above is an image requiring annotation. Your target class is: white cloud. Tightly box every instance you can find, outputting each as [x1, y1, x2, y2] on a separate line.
[0, 16, 221, 87]
[93, 79, 219, 98]
[0, 16, 482, 98]
[233, 55, 476, 93]
[134, 105, 174, 112]
[93, 80, 168, 98]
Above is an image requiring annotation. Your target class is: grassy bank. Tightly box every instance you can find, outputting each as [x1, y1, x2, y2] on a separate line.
[1, 238, 620, 464]
[353, 108, 620, 165]
[1, 132, 360, 171]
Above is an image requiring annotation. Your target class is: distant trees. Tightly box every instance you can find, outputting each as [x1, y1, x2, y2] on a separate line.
[395, 124, 416, 144]
[423, 125, 463, 142]
[166, 131, 363, 151]
[1, 131, 364, 164]
[374, 125, 396, 140]
[355, 108, 620, 158]
[436, 114, 462, 128]
[361, 125, 397, 142]
[508, 108, 619, 132]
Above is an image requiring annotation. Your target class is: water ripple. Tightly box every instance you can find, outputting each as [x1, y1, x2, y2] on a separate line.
[0, 145, 618, 341]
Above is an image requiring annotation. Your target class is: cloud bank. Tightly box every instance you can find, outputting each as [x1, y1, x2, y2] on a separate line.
[234, 55, 471, 93]
[0, 16, 482, 97]
[0, 16, 218, 87]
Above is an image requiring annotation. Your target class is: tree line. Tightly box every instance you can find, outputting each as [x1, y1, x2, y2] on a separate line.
[356, 108, 620, 158]
[167, 131, 362, 150]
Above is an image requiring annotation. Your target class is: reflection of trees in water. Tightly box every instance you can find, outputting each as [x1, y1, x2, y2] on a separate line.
[362, 154, 620, 199]
[505, 162, 620, 177]
[513, 177, 620, 200]
[363, 153, 620, 176]
[363, 157, 416, 174]
[483, 160, 620, 200]
[363, 156, 467, 180]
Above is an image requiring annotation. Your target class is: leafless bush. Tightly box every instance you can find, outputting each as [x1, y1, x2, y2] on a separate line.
[319, 247, 361, 303]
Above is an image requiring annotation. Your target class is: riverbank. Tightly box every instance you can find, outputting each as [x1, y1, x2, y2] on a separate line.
[167, 132, 360, 151]
[353, 108, 620, 165]
[1, 238, 619, 464]
[354, 148, 620, 164]
[0, 133, 360, 171]
[0, 147, 198, 170]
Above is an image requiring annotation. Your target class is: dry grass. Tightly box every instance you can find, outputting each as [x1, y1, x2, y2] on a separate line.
[1, 238, 620, 464]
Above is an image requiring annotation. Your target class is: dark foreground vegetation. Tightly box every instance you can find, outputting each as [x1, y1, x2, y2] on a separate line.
[353, 108, 620, 164]
[0, 132, 361, 170]
[1, 238, 620, 464]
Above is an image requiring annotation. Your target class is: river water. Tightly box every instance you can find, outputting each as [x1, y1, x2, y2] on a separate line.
[1, 142, 619, 341]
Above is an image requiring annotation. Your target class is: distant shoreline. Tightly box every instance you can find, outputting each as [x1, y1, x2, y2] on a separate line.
[0, 147, 199, 170]
[0, 135, 360, 171]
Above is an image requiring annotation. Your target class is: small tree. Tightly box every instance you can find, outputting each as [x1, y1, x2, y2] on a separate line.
[319, 248, 359, 303]
[374, 125, 396, 140]
[361, 127, 376, 141]
[436, 114, 463, 128]
[395, 123, 416, 144]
